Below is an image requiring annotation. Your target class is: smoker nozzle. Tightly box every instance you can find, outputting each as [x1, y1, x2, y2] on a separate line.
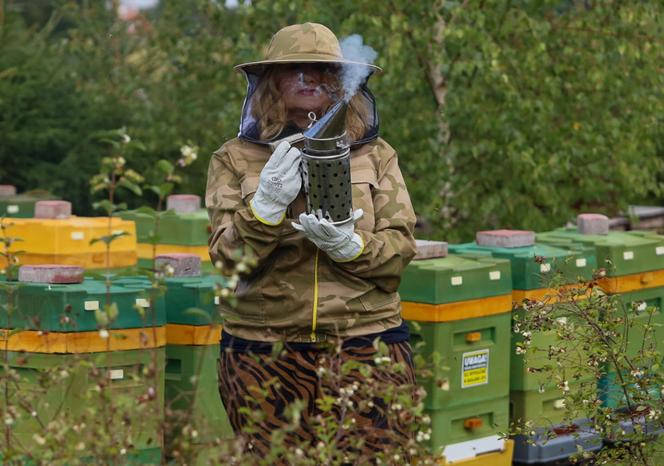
[303, 100, 349, 157]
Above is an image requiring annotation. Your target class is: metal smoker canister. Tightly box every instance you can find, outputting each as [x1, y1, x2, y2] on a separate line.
[300, 100, 353, 225]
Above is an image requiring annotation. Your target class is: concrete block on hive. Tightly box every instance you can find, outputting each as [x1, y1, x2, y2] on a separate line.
[34, 200, 72, 219]
[18, 265, 85, 284]
[577, 213, 609, 235]
[414, 240, 448, 260]
[155, 253, 201, 277]
[166, 195, 201, 214]
[476, 230, 535, 248]
[0, 185, 16, 197]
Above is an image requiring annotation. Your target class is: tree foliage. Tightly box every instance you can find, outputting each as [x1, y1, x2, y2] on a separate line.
[0, 0, 662, 240]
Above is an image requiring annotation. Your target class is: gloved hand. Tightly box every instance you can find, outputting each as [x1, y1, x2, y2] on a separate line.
[292, 209, 364, 262]
[250, 141, 302, 225]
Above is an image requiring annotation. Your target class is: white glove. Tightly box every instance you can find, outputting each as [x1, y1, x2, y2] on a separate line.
[292, 210, 364, 262]
[250, 141, 302, 225]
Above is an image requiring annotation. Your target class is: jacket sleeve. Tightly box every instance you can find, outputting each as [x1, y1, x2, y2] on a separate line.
[205, 147, 283, 269]
[335, 149, 417, 293]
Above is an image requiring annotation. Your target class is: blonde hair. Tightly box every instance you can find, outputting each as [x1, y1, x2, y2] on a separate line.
[250, 67, 371, 142]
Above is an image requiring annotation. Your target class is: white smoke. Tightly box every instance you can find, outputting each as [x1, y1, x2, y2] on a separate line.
[340, 35, 378, 102]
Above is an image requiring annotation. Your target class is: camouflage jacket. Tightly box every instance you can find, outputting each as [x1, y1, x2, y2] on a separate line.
[206, 137, 417, 342]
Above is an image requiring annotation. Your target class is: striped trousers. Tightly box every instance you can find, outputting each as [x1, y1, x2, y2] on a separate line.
[217, 341, 417, 461]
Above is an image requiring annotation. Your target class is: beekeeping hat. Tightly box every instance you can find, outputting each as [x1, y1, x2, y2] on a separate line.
[235, 22, 382, 74]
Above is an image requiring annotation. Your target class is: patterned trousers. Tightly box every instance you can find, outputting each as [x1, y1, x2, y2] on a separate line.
[217, 341, 416, 461]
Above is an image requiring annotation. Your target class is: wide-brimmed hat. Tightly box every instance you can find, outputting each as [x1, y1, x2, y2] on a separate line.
[235, 22, 382, 74]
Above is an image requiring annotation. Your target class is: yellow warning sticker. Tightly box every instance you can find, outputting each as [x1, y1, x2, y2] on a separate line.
[461, 349, 489, 388]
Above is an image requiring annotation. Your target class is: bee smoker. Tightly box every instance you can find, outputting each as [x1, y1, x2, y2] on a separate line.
[300, 100, 354, 224]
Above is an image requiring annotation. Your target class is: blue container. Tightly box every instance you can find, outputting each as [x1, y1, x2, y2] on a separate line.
[513, 419, 603, 464]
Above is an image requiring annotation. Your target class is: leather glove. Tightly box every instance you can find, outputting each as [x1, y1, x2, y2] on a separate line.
[292, 209, 364, 262]
[250, 141, 302, 225]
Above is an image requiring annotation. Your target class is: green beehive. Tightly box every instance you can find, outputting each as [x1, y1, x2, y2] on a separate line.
[0, 348, 165, 457]
[615, 288, 664, 358]
[447, 242, 596, 290]
[509, 310, 596, 425]
[426, 396, 510, 453]
[536, 228, 664, 278]
[399, 254, 512, 304]
[165, 345, 233, 445]
[112, 275, 224, 326]
[400, 252, 513, 452]
[126, 448, 162, 465]
[538, 221, 664, 409]
[163, 275, 224, 326]
[119, 207, 213, 272]
[113, 265, 232, 457]
[0, 191, 57, 218]
[447, 232, 599, 428]
[597, 370, 663, 411]
[410, 313, 512, 411]
[596, 286, 664, 409]
[510, 387, 575, 426]
[510, 308, 593, 391]
[448, 239, 597, 390]
[119, 209, 210, 246]
[1, 449, 162, 466]
[159, 272, 232, 450]
[0, 278, 166, 331]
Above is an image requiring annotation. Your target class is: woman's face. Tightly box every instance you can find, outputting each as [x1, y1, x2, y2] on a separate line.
[274, 64, 338, 118]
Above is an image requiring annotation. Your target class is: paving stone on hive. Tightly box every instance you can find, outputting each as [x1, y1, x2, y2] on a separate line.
[414, 240, 448, 260]
[34, 200, 72, 219]
[166, 194, 201, 214]
[155, 253, 201, 277]
[18, 265, 85, 284]
[0, 185, 17, 197]
[577, 213, 609, 235]
[476, 230, 535, 248]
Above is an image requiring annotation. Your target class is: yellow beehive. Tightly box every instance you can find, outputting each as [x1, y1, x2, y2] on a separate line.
[1, 217, 137, 269]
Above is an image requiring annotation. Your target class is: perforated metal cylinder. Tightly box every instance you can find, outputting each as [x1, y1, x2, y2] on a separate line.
[300, 100, 353, 224]
[301, 148, 353, 225]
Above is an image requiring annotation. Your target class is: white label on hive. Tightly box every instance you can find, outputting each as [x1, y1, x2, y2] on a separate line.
[657, 247, 664, 256]
[214, 296, 220, 305]
[461, 349, 489, 388]
[540, 263, 552, 273]
[108, 369, 124, 380]
[84, 301, 99, 311]
[135, 298, 149, 308]
[489, 271, 501, 281]
[70, 231, 85, 240]
[451, 276, 463, 286]
[553, 399, 566, 409]
[576, 258, 587, 268]
[623, 251, 634, 260]
[6, 205, 19, 214]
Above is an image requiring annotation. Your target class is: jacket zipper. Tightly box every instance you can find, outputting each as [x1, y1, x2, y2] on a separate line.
[310, 249, 320, 342]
